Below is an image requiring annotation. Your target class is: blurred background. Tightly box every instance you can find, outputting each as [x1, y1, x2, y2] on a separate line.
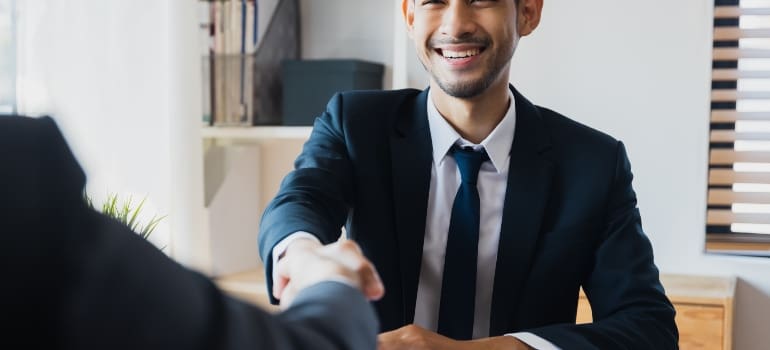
[1, 0, 769, 348]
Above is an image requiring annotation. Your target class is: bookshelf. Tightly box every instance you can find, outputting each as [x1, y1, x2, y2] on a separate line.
[195, 0, 418, 277]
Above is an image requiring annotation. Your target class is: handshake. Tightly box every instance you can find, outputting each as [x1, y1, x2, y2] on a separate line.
[273, 239, 385, 308]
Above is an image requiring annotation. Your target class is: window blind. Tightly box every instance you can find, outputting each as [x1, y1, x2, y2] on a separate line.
[707, 0, 770, 254]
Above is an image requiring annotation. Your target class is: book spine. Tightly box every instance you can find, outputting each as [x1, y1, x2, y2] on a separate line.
[199, 1, 212, 125]
[238, 0, 247, 55]
[244, 1, 254, 54]
[207, 2, 214, 53]
[224, 0, 231, 55]
[251, 0, 259, 53]
[214, 1, 224, 54]
[230, 0, 241, 55]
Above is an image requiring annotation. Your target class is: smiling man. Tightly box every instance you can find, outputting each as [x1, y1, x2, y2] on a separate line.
[258, 0, 678, 349]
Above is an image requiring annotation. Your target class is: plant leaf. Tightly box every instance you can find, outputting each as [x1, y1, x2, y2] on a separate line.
[128, 197, 146, 231]
[86, 192, 166, 250]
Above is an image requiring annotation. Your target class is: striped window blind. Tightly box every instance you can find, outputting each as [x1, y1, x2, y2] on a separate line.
[707, 0, 770, 254]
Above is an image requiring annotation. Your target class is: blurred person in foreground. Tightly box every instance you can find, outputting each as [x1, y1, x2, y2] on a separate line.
[0, 115, 384, 350]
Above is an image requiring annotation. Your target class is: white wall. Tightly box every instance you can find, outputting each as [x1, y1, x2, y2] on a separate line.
[16, 0, 206, 270]
[510, 1, 770, 348]
[16, 0, 398, 272]
[299, 0, 395, 89]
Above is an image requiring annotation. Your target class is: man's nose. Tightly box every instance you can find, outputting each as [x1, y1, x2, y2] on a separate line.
[439, 2, 478, 39]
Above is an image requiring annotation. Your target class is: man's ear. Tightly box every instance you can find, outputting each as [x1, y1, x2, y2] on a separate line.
[517, 0, 543, 37]
[403, 0, 415, 38]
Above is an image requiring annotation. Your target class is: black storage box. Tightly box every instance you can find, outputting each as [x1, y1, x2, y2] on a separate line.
[282, 59, 384, 126]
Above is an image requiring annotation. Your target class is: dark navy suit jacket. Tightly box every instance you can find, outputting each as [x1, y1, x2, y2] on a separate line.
[259, 86, 679, 349]
[0, 116, 379, 350]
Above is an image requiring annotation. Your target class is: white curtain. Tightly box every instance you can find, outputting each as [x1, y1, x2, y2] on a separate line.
[11, 0, 182, 256]
[14, 0, 53, 115]
[0, 0, 15, 113]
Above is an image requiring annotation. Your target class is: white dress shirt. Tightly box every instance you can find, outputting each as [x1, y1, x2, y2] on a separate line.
[415, 89, 513, 338]
[273, 89, 559, 350]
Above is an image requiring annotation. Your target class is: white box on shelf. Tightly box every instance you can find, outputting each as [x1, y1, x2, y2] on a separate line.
[204, 144, 262, 277]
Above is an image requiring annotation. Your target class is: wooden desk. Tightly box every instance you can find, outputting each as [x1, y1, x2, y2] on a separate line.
[218, 271, 735, 349]
[215, 269, 279, 313]
[577, 274, 735, 350]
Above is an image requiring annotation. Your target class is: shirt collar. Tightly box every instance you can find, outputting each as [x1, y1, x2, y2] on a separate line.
[426, 88, 517, 173]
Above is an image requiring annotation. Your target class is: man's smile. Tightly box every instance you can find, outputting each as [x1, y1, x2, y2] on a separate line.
[436, 47, 484, 59]
[432, 43, 489, 69]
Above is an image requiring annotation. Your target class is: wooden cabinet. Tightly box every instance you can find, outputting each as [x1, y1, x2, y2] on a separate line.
[577, 274, 735, 350]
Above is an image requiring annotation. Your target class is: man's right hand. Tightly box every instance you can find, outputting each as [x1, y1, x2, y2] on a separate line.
[274, 239, 385, 309]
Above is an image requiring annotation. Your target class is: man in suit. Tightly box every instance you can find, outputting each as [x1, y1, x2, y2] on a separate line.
[0, 115, 384, 350]
[259, 0, 678, 349]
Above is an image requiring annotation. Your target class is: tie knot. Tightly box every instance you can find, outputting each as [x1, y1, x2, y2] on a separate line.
[451, 145, 488, 185]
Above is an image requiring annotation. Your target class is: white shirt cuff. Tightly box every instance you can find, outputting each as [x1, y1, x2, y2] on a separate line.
[507, 332, 561, 350]
[271, 231, 321, 283]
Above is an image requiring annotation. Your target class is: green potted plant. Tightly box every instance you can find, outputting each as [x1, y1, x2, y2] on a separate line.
[85, 193, 166, 242]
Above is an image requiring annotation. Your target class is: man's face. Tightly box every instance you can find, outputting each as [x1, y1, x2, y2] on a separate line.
[407, 0, 519, 98]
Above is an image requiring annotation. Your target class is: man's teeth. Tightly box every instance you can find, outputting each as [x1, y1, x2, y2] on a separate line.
[442, 48, 481, 59]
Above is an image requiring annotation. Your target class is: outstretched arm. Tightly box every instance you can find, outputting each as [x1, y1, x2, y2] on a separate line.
[259, 93, 356, 303]
[0, 116, 382, 350]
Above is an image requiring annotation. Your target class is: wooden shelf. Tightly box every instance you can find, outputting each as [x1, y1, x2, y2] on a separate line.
[661, 274, 736, 306]
[201, 126, 312, 140]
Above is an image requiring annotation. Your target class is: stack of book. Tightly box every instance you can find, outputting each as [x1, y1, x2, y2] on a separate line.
[200, 0, 259, 126]
[200, 0, 299, 127]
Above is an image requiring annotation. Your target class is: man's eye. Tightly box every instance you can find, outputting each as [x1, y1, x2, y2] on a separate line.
[421, 0, 444, 5]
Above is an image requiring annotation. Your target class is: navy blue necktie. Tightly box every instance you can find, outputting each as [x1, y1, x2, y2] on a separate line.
[437, 145, 489, 340]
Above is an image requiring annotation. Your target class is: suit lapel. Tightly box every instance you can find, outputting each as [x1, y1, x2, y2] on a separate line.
[390, 89, 433, 325]
[490, 86, 554, 335]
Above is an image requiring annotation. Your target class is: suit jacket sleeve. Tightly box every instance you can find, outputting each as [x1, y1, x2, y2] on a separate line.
[62, 211, 379, 350]
[0, 116, 378, 350]
[258, 93, 355, 303]
[526, 142, 678, 349]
